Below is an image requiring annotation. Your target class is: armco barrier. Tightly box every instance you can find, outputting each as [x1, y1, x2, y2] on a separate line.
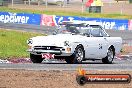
[0, 12, 41, 25]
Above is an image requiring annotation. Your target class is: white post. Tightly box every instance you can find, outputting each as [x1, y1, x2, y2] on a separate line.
[45, 0, 48, 8]
[120, 3, 123, 15]
[28, 0, 30, 5]
[12, 0, 13, 6]
[81, 1, 84, 13]
[63, 0, 66, 7]
[38, 1, 40, 6]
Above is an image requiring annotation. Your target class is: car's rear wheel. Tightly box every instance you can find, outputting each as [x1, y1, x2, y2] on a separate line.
[102, 48, 114, 64]
[65, 45, 85, 64]
[30, 53, 43, 63]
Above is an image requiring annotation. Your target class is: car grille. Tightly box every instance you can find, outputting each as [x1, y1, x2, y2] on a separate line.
[34, 46, 65, 51]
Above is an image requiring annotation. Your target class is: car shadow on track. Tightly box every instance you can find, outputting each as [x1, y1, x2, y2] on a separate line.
[41, 60, 117, 64]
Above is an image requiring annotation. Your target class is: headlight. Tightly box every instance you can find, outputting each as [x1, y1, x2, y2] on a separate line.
[66, 47, 71, 53]
[27, 39, 33, 44]
[64, 41, 69, 46]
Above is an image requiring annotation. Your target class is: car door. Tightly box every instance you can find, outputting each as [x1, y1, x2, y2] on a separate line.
[96, 37, 109, 58]
[98, 26, 110, 58]
[84, 26, 109, 59]
[84, 37, 108, 59]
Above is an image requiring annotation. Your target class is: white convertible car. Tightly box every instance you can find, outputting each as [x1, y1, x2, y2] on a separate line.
[27, 24, 122, 64]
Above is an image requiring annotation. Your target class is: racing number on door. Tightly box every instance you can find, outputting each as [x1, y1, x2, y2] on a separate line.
[99, 44, 103, 49]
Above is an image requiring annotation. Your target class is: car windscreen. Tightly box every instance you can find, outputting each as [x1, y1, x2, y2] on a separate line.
[57, 25, 80, 34]
[56, 25, 109, 37]
[78, 25, 109, 37]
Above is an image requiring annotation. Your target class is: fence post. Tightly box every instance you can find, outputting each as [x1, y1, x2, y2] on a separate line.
[38, 1, 40, 6]
[120, 3, 123, 15]
[12, 0, 13, 6]
[81, 0, 84, 13]
[45, 0, 48, 8]
[28, 0, 30, 5]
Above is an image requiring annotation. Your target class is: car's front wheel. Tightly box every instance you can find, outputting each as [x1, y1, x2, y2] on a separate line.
[65, 45, 85, 64]
[30, 53, 43, 63]
[102, 48, 114, 64]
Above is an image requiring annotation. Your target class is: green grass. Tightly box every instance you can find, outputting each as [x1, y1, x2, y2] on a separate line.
[0, 29, 43, 59]
[0, 7, 132, 19]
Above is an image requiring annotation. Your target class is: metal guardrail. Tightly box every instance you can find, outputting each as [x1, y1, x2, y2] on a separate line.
[0, 22, 55, 35]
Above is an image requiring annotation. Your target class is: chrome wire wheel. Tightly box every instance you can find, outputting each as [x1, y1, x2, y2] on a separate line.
[102, 47, 114, 64]
[65, 45, 85, 64]
[73, 45, 85, 64]
[76, 48, 84, 62]
[107, 48, 114, 62]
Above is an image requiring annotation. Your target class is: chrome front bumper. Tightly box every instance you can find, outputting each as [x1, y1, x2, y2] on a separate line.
[27, 49, 73, 56]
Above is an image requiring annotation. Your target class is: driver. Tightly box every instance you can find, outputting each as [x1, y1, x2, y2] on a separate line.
[58, 25, 80, 34]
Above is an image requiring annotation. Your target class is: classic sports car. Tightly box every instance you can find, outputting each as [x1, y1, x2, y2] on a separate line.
[27, 24, 122, 64]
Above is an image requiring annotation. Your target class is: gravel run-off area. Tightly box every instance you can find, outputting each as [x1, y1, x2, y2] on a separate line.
[0, 70, 132, 88]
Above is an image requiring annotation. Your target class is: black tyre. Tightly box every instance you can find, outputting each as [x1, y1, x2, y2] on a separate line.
[30, 53, 43, 63]
[65, 58, 72, 64]
[65, 45, 85, 64]
[102, 48, 114, 64]
[73, 45, 85, 64]
[65, 56, 74, 64]
[76, 75, 86, 86]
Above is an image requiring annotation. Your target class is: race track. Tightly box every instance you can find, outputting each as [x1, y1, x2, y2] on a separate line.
[0, 58, 132, 71]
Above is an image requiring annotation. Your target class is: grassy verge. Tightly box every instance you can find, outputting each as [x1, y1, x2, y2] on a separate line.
[0, 7, 132, 19]
[0, 29, 43, 59]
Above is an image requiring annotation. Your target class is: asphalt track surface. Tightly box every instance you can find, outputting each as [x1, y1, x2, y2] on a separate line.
[0, 22, 132, 71]
[0, 58, 132, 71]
